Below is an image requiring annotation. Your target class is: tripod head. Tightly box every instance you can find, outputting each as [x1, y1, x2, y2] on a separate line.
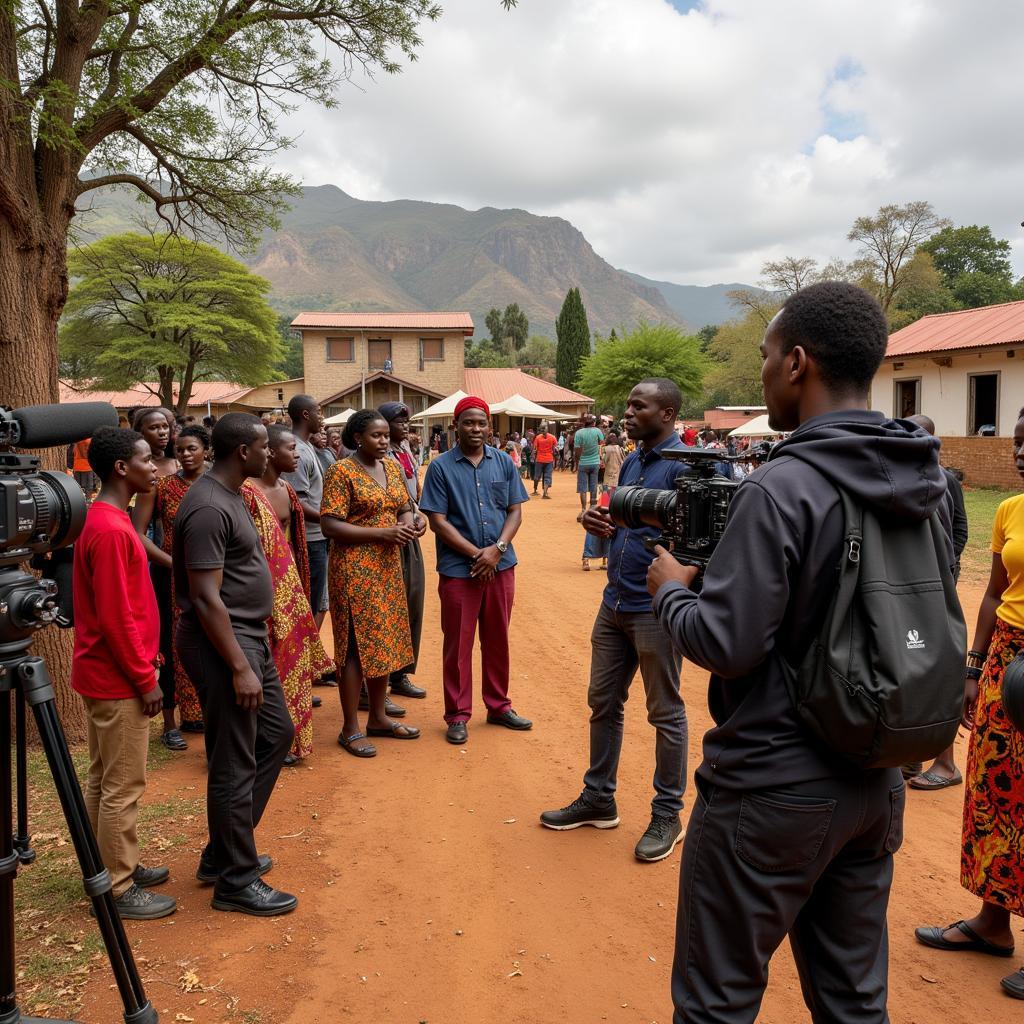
[0, 564, 62, 660]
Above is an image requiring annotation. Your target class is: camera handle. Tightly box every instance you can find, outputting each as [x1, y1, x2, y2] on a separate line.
[0, 654, 157, 1024]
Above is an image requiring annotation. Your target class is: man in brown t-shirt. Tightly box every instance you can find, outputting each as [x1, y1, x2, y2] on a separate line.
[174, 413, 296, 917]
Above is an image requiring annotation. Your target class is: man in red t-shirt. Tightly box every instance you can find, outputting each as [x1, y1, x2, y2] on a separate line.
[72, 427, 176, 920]
[531, 423, 557, 499]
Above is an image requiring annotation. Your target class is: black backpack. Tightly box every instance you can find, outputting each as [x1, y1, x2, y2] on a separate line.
[780, 486, 967, 770]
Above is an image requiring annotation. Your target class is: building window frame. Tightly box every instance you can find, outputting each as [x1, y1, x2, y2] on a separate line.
[420, 336, 445, 363]
[368, 337, 392, 371]
[326, 335, 355, 362]
[967, 370, 1000, 436]
[893, 377, 921, 420]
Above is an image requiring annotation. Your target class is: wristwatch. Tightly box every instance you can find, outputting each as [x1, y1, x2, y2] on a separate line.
[495, 540, 509, 554]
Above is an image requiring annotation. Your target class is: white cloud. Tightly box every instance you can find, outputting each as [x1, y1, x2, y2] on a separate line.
[274, 0, 1024, 285]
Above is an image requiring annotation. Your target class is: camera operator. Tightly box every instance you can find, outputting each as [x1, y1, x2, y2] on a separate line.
[540, 379, 690, 862]
[646, 282, 954, 1022]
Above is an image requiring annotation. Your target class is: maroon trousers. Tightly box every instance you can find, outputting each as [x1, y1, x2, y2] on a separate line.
[438, 568, 515, 723]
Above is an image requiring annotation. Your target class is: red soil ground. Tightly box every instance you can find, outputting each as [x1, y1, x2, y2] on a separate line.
[73, 477, 1013, 1023]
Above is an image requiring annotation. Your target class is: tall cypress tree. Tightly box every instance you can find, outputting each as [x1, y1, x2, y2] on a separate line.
[555, 287, 592, 388]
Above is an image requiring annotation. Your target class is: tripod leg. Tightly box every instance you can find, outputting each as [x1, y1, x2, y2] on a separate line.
[12, 690, 35, 865]
[17, 659, 157, 1024]
[1, 687, 23, 1024]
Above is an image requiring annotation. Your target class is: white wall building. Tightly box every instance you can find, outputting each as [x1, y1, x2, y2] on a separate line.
[871, 300, 1024, 436]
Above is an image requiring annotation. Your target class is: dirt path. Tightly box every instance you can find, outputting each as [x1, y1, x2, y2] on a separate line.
[77, 474, 1014, 1023]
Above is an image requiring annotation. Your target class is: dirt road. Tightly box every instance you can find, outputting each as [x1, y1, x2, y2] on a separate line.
[78, 474, 1013, 1023]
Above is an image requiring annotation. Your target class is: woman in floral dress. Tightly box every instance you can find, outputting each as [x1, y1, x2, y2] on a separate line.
[321, 409, 419, 757]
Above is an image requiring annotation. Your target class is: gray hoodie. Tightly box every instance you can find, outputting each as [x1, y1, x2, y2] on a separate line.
[653, 409, 954, 789]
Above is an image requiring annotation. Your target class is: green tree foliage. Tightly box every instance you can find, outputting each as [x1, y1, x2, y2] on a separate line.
[60, 233, 281, 413]
[889, 251, 958, 331]
[276, 315, 305, 380]
[847, 201, 951, 311]
[919, 225, 1023, 309]
[484, 303, 529, 356]
[517, 335, 556, 368]
[555, 287, 591, 388]
[703, 303, 780, 406]
[464, 339, 514, 368]
[696, 324, 720, 352]
[485, 307, 504, 346]
[576, 322, 706, 409]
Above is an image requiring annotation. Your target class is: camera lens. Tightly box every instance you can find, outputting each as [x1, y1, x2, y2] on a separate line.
[608, 485, 677, 532]
[1, 469, 86, 563]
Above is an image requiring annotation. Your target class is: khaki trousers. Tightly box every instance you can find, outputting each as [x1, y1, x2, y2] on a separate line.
[82, 696, 150, 897]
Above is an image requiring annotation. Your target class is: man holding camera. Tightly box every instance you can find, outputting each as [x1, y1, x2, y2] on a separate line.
[647, 283, 953, 1022]
[540, 379, 690, 862]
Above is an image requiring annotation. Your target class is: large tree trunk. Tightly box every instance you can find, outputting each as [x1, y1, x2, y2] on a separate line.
[0, 209, 88, 742]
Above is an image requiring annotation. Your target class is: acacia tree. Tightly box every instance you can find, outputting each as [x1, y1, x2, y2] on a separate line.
[1, 0, 514, 734]
[61, 232, 282, 413]
[0, 1, 516, 416]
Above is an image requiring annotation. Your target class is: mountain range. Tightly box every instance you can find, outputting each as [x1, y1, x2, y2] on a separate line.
[75, 183, 754, 338]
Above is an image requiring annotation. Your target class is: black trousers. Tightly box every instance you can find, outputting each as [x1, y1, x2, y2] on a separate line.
[673, 769, 905, 1024]
[151, 564, 175, 709]
[390, 536, 425, 682]
[177, 630, 294, 893]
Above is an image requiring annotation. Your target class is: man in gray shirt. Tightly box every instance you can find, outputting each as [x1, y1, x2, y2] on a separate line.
[282, 394, 327, 628]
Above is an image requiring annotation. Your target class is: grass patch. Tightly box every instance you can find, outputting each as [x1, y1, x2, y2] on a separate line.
[960, 486, 1017, 584]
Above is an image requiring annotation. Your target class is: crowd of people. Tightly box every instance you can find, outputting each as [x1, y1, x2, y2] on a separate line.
[61, 280, 1024, 1017]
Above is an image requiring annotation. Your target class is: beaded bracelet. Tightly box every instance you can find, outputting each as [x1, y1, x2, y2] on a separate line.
[966, 666, 982, 680]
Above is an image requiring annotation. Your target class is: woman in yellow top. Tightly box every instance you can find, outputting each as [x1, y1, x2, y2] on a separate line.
[916, 410, 1024, 1000]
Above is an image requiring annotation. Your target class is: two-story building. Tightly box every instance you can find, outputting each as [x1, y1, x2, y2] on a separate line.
[290, 311, 474, 417]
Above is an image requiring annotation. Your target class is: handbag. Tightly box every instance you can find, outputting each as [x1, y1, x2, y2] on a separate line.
[1002, 651, 1024, 732]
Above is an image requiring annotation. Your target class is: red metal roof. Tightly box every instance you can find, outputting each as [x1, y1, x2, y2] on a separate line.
[886, 300, 1024, 358]
[463, 368, 593, 405]
[290, 311, 474, 334]
[59, 380, 253, 408]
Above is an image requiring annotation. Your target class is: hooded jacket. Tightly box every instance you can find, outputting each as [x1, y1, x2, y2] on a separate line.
[653, 409, 954, 790]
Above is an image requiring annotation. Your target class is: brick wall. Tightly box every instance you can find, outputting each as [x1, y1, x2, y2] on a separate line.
[938, 435, 1020, 488]
[302, 329, 466, 402]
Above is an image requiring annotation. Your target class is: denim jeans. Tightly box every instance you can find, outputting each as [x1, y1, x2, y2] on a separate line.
[307, 539, 329, 614]
[583, 601, 687, 817]
[576, 465, 599, 497]
[583, 531, 610, 559]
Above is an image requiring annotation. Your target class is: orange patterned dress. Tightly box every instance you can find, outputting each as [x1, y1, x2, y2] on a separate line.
[321, 457, 413, 678]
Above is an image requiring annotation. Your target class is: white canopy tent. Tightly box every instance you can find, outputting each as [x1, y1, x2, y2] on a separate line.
[323, 408, 354, 426]
[488, 394, 565, 420]
[409, 390, 469, 421]
[729, 414, 781, 438]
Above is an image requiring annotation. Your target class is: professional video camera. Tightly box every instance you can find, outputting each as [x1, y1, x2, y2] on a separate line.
[0, 401, 160, 1024]
[608, 443, 773, 591]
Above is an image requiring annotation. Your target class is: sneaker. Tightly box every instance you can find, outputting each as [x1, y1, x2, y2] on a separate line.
[539, 796, 619, 831]
[634, 815, 684, 862]
[112, 883, 177, 920]
[132, 864, 169, 888]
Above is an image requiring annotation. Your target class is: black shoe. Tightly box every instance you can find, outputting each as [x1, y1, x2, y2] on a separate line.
[112, 883, 177, 920]
[312, 695, 322, 708]
[358, 690, 407, 717]
[390, 675, 427, 699]
[196, 853, 273, 886]
[446, 721, 468, 745]
[132, 864, 170, 888]
[314, 673, 337, 688]
[211, 878, 297, 917]
[160, 728, 187, 751]
[486, 709, 533, 731]
[540, 796, 619, 831]
[179, 719, 204, 733]
[282, 753, 299, 767]
[634, 814, 684, 862]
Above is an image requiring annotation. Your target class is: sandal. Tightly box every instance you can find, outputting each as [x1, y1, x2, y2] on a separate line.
[915, 920, 1015, 957]
[160, 728, 187, 751]
[338, 731, 377, 758]
[908, 769, 963, 791]
[582, 558, 591, 572]
[1001, 968, 1024, 999]
[366, 722, 421, 740]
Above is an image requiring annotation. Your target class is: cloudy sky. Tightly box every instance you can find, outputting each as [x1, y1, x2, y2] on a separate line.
[280, 0, 1024, 286]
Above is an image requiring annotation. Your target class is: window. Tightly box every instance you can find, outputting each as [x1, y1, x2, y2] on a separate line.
[368, 338, 392, 370]
[894, 378, 920, 419]
[968, 372, 999, 435]
[421, 337, 445, 361]
[326, 336, 354, 362]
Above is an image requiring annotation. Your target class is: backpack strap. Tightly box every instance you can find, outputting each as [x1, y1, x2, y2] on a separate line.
[837, 487, 863, 567]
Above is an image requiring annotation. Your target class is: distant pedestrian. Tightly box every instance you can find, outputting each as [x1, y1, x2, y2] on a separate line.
[531, 422, 557, 499]
[574, 414, 605, 517]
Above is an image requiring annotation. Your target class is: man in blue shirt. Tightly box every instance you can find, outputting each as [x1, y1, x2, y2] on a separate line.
[540, 379, 690, 862]
[419, 396, 533, 745]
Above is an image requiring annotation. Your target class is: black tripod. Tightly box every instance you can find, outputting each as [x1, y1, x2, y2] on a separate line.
[1, 567, 157, 1024]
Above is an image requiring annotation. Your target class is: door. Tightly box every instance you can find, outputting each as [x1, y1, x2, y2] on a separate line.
[968, 373, 998, 435]
[894, 378, 920, 419]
